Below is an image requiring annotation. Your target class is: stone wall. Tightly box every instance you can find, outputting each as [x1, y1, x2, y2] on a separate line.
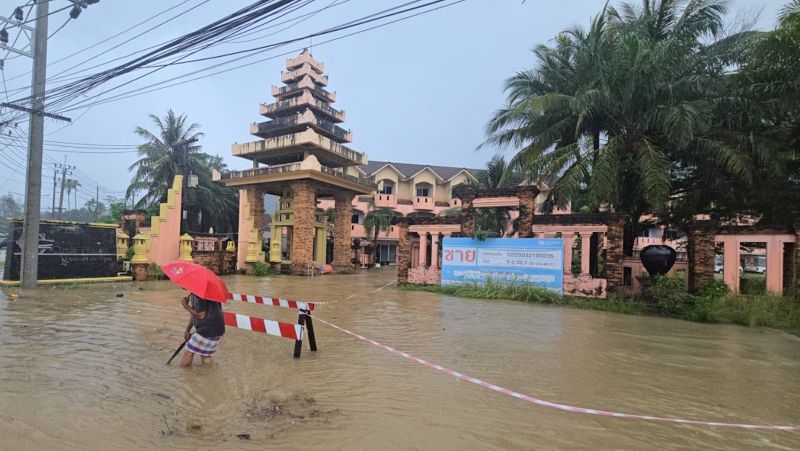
[408, 267, 441, 285]
[564, 274, 607, 297]
[516, 187, 537, 238]
[193, 251, 236, 275]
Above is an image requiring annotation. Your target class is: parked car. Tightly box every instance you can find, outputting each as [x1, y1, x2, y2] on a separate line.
[714, 262, 743, 274]
[747, 265, 767, 274]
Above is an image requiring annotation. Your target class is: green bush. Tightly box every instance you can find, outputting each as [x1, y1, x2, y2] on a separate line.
[648, 275, 693, 316]
[146, 263, 166, 279]
[125, 246, 135, 261]
[251, 261, 272, 277]
[740, 276, 766, 295]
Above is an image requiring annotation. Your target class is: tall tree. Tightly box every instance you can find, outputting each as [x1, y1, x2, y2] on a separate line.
[127, 110, 238, 232]
[485, 0, 771, 253]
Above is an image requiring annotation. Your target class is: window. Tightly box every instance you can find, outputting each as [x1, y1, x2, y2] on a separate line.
[377, 244, 397, 264]
[381, 185, 393, 195]
[351, 214, 359, 224]
[416, 187, 429, 197]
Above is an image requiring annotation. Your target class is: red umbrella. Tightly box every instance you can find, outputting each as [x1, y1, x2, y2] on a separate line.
[161, 261, 229, 303]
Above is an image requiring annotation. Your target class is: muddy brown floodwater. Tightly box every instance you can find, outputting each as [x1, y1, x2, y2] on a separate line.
[1, 269, 799, 450]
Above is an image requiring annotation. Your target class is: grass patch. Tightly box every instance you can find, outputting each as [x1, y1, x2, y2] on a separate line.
[399, 279, 647, 316]
[399, 277, 800, 333]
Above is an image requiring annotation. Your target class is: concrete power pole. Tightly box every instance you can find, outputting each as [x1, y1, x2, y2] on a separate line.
[19, 0, 50, 289]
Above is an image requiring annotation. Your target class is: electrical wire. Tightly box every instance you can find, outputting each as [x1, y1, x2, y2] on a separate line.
[43, 0, 465, 114]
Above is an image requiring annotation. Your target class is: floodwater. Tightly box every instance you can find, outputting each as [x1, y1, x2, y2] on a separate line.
[1, 270, 799, 450]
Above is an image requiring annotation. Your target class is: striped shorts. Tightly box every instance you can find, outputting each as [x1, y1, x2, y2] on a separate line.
[185, 333, 220, 356]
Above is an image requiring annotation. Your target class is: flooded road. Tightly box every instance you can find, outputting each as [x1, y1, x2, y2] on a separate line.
[1, 269, 798, 450]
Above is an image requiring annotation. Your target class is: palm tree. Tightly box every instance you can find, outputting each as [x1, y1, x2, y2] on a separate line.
[484, 0, 763, 253]
[128, 110, 205, 207]
[363, 207, 395, 247]
[63, 179, 81, 213]
[128, 110, 238, 232]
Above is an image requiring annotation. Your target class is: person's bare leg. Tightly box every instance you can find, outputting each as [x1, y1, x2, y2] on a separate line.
[180, 351, 194, 368]
[200, 356, 214, 366]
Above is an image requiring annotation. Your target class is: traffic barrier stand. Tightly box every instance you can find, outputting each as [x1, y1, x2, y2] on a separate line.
[227, 292, 320, 358]
[223, 311, 306, 357]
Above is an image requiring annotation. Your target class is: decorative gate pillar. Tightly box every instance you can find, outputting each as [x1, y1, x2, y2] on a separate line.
[687, 222, 716, 293]
[605, 216, 626, 292]
[517, 186, 537, 238]
[290, 181, 317, 275]
[332, 191, 355, 272]
[397, 221, 411, 284]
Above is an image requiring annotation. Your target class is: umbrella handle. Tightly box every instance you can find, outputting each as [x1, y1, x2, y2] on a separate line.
[166, 340, 188, 365]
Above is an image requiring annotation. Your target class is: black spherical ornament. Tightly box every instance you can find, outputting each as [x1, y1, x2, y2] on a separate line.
[639, 245, 676, 276]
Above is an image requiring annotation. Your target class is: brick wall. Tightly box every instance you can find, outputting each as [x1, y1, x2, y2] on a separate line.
[193, 251, 236, 275]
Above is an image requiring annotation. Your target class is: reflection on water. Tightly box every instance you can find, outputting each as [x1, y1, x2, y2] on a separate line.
[1, 270, 799, 450]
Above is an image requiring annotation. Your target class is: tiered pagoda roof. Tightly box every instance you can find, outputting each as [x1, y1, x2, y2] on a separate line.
[219, 49, 374, 195]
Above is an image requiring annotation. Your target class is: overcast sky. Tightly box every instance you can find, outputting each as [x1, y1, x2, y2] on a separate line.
[0, 0, 788, 207]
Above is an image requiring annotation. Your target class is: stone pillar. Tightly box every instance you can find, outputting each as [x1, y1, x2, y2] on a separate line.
[563, 233, 573, 275]
[290, 181, 317, 275]
[397, 221, 411, 284]
[517, 187, 538, 238]
[687, 223, 716, 293]
[430, 233, 440, 269]
[418, 232, 429, 267]
[315, 222, 327, 265]
[605, 217, 625, 293]
[332, 191, 355, 272]
[580, 232, 591, 275]
[721, 237, 740, 294]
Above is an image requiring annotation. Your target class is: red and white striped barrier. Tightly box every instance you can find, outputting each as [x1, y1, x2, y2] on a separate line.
[227, 293, 326, 310]
[313, 315, 799, 432]
[223, 311, 303, 341]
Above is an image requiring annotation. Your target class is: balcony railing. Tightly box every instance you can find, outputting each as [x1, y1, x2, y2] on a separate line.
[351, 223, 400, 239]
[316, 119, 352, 142]
[233, 129, 365, 165]
[251, 115, 351, 142]
[220, 163, 376, 189]
[220, 162, 302, 180]
[281, 64, 328, 85]
[272, 80, 336, 102]
[321, 166, 377, 189]
[259, 93, 345, 122]
[374, 193, 397, 208]
[413, 196, 434, 210]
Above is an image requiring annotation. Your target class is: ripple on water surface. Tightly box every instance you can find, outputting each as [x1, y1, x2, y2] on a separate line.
[1, 271, 799, 450]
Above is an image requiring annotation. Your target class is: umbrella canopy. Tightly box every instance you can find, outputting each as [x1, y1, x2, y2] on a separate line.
[161, 261, 229, 303]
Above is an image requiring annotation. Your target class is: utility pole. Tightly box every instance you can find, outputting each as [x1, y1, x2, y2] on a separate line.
[2, 1, 97, 288]
[94, 184, 100, 219]
[19, 0, 50, 289]
[57, 160, 73, 219]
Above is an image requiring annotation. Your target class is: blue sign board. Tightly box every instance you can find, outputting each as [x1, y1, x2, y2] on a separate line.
[441, 237, 564, 294]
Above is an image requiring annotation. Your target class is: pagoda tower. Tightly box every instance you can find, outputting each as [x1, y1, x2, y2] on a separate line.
[217, 49, 374, 275]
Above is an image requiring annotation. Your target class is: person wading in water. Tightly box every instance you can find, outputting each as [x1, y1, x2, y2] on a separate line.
[180, 293, 225, 367]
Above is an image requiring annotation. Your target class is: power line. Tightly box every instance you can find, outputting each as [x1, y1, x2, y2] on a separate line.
[59, 0, 466, 113]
